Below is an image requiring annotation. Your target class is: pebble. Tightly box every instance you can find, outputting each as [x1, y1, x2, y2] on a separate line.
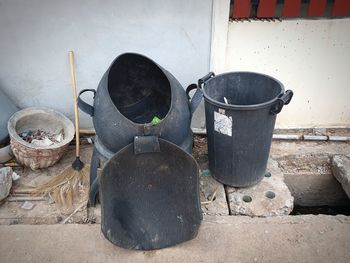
[21, 201, 35, 210]
[201, 169, 211, 177]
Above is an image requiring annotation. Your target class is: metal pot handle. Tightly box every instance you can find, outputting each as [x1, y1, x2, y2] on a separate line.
[270, 90, 294, 115]
[78, 89, 96, 117]
[186, 72, 215, 115]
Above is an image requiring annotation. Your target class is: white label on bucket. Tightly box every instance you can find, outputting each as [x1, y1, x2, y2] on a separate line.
[214, 111, 232, 136]
[218, 108, 225, 114]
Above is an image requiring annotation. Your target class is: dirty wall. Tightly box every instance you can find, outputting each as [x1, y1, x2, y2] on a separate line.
[224, 18, 350, 128]
[0, 0, 212, 129]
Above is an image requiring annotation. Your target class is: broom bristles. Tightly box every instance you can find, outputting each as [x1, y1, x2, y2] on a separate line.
[34, 165, 90, 210]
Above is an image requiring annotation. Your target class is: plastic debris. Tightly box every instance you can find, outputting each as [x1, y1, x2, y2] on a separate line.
[21, 201, 35, 210]
[201, 169, 211, 177]
[11, 171, 20, 181]
[55, 133, 64, 143]
[0, 167, 12, 201]
[31, 137, 55, 147]
[19, 129, 64, 147]
[151, 116, 161, 125]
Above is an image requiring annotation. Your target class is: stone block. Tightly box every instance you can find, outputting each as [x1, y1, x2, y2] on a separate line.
[226, 159, 294, 217]
[332, 155, 350, 199]
[0, 167, 12, 201]
[199, 171, 229, 216]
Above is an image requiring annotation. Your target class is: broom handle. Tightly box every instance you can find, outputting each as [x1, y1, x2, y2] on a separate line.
[68, 51, 80, 158]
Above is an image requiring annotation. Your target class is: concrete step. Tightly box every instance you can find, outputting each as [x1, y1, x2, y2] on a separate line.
[199, 173, 229, 216]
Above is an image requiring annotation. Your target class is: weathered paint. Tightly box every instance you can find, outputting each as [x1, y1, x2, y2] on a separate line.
[224, 18, 350, 128]
[257, 0, 277, 17]
[282, 0, 302, 17]
[307, 0, 327, 17]
[0, 0, 212, 129]
[232, 0, 251, 19]
[332, 0, 350, 17]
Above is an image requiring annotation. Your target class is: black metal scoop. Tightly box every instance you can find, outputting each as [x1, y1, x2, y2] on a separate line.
[99, 136, 202, 250]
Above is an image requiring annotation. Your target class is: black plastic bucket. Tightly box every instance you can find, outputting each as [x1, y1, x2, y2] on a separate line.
[191, 72, 293, 187]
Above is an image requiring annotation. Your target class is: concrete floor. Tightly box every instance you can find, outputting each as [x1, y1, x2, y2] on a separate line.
[1, 215, 350, 263]
[1, 136, 350, 262]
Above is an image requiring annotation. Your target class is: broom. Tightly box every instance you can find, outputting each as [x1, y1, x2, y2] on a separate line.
[34, 51, 89, 210]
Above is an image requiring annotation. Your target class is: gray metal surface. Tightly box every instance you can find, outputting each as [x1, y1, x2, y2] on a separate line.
[0, 89, 18, 144]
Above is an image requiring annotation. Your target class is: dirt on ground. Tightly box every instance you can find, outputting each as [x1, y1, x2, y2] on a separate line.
[1, 215, 350, 263]
[0, 136, 213, 224]
[193, 134, 208, 170]
[2, 135, 350, 224]
[1, 135, 350, 262]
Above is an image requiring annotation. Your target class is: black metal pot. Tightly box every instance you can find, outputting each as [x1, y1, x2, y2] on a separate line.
[78, 53, 200, 153]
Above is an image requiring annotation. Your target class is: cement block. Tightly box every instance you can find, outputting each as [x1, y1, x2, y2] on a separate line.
[332, 155, 350, 199]
[0, 168, 12, 201]
[284, 173, 349, 207]
[87, 172, 230, 221]
[199, 172, 229, 216]
[278, 153, 349, 206]
[0, 200, 87, 225]
[227, 159, 294, 217]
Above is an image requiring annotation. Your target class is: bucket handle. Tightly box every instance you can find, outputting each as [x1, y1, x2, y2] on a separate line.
[270, 90, 294, 115]
[198, 72, 215, 88]
[186, 72, 215, 115]
[134, 136, 161, 155]
[78, 89, 96, 117]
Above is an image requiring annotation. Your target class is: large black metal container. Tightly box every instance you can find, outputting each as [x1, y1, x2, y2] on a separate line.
[196, 72, 293, 187]
[78, 53, 203, 250]
[78, 53, 199, 153]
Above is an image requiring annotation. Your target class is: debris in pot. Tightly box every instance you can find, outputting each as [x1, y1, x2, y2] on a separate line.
[18, 129, 64, 147]
[11, 171, 20, 181]
[151, 116, 161, 125]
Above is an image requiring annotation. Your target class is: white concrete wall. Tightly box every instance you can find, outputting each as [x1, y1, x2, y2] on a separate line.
[224, 19, 350, 129]
[0, 0, 212, 128]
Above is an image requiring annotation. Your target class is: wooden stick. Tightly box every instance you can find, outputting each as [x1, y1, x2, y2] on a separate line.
[68, 51, 80, 158]
[61, 201, 86, 224]
[7, 196, 45, 202]
[79, 128, 96, 135]
[200, 187, 219, 205]
[11, 187, 37, 195]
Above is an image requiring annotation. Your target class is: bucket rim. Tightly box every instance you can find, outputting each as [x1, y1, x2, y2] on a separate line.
[104, 52, 174, 126]
[202, 71, 285, 111]
[7, 107, 75, 150]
